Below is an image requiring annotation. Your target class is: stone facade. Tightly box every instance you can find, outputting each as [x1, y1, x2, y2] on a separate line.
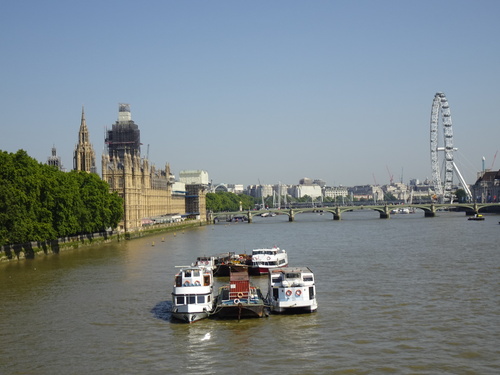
[472, 170, 500, 202]
[102, 152, 207, 232]
[100, 104, 206, 232]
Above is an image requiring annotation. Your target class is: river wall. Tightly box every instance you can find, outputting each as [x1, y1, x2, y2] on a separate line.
[0, 219, 207, 262]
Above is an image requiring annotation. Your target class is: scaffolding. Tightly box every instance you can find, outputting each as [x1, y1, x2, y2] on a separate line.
[105, 104, 141, 161]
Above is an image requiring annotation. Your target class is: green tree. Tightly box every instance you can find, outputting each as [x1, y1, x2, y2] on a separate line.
[206, 192, 255, 212]
[0, 149, 123, 246]
[455, 188, 468, 203]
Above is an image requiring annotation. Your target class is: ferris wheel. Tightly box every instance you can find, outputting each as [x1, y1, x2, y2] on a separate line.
[429, 92, 472, 203]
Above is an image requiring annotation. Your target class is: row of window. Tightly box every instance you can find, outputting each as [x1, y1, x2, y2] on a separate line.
[175, 295, 211, 305]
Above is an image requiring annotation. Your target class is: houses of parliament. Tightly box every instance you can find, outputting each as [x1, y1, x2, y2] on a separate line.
[49, 104, 207, 232]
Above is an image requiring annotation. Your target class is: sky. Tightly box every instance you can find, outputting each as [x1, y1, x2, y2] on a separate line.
[1, 0, 499, 187]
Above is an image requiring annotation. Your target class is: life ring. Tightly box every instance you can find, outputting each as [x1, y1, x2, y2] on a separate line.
[194, 280, 201, 286]
[183, 281, 190, 286]
[295, 290, 302, 296]
[237, 292, 244, 298]
[234, 299, 240, 304]
[285, 290, 292, 297]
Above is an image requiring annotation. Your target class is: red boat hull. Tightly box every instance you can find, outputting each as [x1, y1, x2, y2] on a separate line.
[250, 263, 289, 275]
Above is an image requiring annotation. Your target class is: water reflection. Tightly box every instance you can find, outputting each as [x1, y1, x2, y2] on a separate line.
[151, 300, 172, 322]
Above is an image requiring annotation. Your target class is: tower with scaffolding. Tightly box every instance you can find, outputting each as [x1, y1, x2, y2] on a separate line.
[101, 104, 207, 231]
[105, 103, 141, 161]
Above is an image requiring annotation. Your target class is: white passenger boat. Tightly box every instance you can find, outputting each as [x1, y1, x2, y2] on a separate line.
[249, 246, 288, 275]
[171, 265, 214, 323]
[266, 267, 317, 314]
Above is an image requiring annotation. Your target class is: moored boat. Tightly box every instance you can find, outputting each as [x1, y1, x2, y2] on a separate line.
[212, 266, 266, 320]
[249, 246, 288, 275]
[171, 265, 214, 323]
[199, 252, 251, 277]
[468, 214, 485, 221]
[266, 267, 317, 314]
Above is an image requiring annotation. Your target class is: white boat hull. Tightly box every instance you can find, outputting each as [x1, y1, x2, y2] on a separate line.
[267, 267, 318, 314]
[171, 309, 210, 323]
[171, 265, 214, 323]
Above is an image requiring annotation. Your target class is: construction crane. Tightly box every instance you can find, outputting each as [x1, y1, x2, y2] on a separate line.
[490, 150, 498, 170]
[386, 165, 394, 185]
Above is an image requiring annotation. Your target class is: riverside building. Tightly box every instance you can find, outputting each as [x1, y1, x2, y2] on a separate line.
[101, 104, 206, 232]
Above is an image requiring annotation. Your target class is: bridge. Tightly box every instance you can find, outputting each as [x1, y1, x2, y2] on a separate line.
[209, 203, 500, 223]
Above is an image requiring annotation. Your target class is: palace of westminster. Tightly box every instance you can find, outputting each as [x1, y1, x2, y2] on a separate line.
[48, 104, 207, 232]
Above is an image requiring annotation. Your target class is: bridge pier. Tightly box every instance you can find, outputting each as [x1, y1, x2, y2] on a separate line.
[333, 207, 341, 220]
[247, 211, 253, 223]
[380, 206, 390, 219]
[424, 204, 437, 217]
[289, 209, 295, 222]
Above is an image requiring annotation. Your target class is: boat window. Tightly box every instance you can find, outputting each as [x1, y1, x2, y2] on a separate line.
[188, 296, 196, 304]
[279, 259, 286, 264]
[303, 275, 313, 282]
[176, 296, 185, 305]
[193, 270, 200, 277]
[285, 273, 300, 279]
[197, 296, 205, 304]
[273, 288, 279, 300]
[204, 275, 210, 286]
[272, 277, 281, 283]
[184, 270, 192, 277]
[309, 286, 315, 299]
[175, 276, 182, 287]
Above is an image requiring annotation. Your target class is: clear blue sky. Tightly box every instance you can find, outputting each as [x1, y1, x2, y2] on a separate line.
[2, 0, 499, 187]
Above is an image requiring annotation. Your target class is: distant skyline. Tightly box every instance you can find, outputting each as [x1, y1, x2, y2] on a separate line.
[2, 1, 499, 187]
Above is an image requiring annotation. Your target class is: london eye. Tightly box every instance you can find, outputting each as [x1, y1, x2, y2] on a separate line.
[429, 92, 472, 203]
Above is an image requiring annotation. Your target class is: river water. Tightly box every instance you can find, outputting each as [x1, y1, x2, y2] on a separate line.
[1, 211, 499, 374]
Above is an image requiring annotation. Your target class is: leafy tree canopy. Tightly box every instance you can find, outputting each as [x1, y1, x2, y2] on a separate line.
[206, 192, 255, 212]
[0, 149, 123, 246]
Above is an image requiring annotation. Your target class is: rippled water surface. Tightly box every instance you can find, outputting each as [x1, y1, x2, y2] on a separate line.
[1, 211, 499, 374]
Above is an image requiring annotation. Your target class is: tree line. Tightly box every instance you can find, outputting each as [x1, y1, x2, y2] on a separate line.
[0, 150, 123, 246]
[206, 192, 256, 212]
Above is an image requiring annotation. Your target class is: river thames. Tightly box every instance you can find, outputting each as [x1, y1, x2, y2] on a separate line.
[1, 210, 499, 374]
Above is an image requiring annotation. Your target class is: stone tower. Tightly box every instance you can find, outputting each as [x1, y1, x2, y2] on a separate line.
[47, 145, 63, 170]
[105, 103, 141, 162]
[73, 107, 96, 173]
[101, 104, 207, 232]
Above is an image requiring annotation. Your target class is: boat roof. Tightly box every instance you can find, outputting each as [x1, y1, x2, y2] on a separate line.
[269, 266, 313, 274]
[174, 265, 210, 272]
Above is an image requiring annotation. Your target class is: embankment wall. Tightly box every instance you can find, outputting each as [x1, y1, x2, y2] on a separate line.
[0, 219, 206, 262]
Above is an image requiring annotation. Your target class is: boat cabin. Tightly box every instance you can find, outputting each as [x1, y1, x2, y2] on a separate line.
[175, 267, 212, 287]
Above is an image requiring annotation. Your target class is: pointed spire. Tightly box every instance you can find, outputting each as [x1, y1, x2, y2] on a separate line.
[80, 106, 87, 130]
[74, 106, 96, 173]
